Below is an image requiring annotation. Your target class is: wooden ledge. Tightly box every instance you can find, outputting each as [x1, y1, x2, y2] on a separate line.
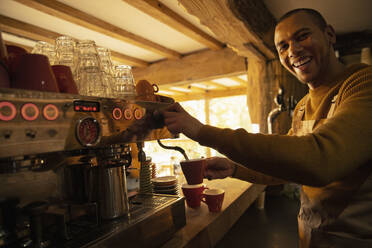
[162, 177, 266, 247]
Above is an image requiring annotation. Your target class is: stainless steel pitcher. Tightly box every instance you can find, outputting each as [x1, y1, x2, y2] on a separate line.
[56, 163, 98, 204]
[98, 165, 130, 219]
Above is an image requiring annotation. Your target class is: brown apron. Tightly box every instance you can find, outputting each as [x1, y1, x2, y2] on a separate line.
[293, 95, 372, 248]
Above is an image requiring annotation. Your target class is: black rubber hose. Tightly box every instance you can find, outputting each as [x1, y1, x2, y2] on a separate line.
[157, 140, 189, 161]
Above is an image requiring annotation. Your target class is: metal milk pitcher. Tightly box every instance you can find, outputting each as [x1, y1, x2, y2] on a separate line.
[98, 164, 130, 219]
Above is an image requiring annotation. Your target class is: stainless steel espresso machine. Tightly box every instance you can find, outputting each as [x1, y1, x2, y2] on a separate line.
[0, 88, 186, 248]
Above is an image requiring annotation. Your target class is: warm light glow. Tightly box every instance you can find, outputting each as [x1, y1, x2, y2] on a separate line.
[212, 78, 240, 87]
[145, 95, 252, 168]
[190, 83, 217, 90]
[237, 74, 247, 81]
[169, 86, 192, 93]
[251, 124, 260, 133]
[158, 90, 175, 95]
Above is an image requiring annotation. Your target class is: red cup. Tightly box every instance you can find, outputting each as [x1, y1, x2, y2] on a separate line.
[181, 183, 208, 209]
[52, 65, 78, 94]
[180, 158, 206, 185]
[202, 188, 225, 212]
[12, 54, 59, 92]
[6, 45, 28, 83]
[0, 33, 10, 88]
[0, 62, 10, 88]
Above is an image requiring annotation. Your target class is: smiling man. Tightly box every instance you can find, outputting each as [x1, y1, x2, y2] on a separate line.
[274, 9, 346, 90]
[162, 8, 372, 247]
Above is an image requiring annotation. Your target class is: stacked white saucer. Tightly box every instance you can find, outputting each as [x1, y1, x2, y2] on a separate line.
[151, 176, 179, 195]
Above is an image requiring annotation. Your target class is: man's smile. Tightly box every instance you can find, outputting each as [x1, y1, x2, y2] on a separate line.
[292, 56, 312, 70]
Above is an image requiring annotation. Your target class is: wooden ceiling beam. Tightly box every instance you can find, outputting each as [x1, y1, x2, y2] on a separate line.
[14, 0, 181, 59]
[4, 40, 32, 52]
[173, 87, 247, 102]
[180, 85, 206, 94]
[122, 0, 223, 50]
[203, 81, 229, 90]
[189, 82, 225, 91]
[109, 51, 149, 67]
[0, 14, 58, 44]
[230, 76, 247, 86]
[132, 47, 247, 85]
[0, 15, 148, 67]
[179, 0, 276, 61]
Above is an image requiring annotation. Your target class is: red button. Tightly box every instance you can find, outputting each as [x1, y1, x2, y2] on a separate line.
[134, 108, 143, 120]
[123, 108, 133, 120]
[21, 103, 39, 121]
[112, 107, 122, 120]
[21, 103, 40, 121]
[43, 104, 59, 121]
[0, 101, 17, 121]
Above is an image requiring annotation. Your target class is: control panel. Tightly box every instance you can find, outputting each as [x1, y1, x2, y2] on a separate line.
[0, 88, 172, 158]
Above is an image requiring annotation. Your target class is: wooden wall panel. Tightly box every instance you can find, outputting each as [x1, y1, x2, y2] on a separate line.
[246, 59, 307, 134]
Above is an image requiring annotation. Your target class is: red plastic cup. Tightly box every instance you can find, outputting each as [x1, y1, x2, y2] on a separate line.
[181, 183, 208, 209]
[0, 62, 10, 88]
[12, 54, 59, 92]
[202, 188, 225, 212]
[6, 45, 28, 83]
[52, 65, 78, 94]
[180, 158, 206, 185]
[0, 33, 10, 88]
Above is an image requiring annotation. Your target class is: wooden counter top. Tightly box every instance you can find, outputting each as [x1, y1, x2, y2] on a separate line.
[162, 177, 266, 248]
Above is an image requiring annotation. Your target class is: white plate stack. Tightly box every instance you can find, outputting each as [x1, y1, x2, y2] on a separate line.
[151, 176, 179, 195]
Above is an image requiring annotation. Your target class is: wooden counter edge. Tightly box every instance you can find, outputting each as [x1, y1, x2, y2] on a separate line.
[162, 182, 266, 248]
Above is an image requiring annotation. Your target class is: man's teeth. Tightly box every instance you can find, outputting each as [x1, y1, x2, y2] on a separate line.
[293, 57, 311, 67]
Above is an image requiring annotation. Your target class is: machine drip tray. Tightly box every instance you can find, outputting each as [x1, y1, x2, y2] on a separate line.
[63, 194, 186, 248]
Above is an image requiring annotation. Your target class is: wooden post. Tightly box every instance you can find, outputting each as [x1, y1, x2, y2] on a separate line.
[204, 97, 211, 158]
[246, 59, 307, 134]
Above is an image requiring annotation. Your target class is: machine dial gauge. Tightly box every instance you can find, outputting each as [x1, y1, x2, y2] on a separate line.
[76, 117, 101, 146]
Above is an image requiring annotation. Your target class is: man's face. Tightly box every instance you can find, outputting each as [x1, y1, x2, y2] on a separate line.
[274, 12, 333, 86]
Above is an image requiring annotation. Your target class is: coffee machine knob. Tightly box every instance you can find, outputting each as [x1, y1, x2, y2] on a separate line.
[25, 129, 37, 139]
[2, 130, 12, 139]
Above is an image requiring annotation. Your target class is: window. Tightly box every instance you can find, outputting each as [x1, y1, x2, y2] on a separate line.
[143, 95, 252, 177]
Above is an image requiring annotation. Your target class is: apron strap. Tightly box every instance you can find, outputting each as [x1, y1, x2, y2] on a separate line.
[295, 95, 307, 122]
[327, 94, 338, 118]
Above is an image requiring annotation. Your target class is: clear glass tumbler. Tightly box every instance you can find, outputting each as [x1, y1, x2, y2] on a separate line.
[113, 65, 136, 99]
[31, 41, 57, 65]
[55, 36, 77, 73]
[97, 47, 114, 98]
[75, 40, 107, 97]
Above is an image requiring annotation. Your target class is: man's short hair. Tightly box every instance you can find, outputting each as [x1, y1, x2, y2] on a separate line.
[276, 8, 327, 30]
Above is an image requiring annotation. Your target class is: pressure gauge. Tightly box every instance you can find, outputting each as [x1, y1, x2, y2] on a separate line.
[76, 117, 101, 146]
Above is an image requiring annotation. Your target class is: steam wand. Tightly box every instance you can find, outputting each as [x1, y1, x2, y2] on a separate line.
[157, 140, 189, 161]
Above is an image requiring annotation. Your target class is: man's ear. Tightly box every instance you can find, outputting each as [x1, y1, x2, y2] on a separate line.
[325, 24, 336, 45]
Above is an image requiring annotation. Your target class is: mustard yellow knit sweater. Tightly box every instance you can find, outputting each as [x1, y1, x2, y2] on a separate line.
[197, 63, 372, 186]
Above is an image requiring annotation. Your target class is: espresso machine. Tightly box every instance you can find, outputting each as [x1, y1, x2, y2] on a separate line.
[0, 87, 186, 248]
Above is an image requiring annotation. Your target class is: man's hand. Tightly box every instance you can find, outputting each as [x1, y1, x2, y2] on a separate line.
[204, 157, 236, 180]
[162, 103, 204, 140]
